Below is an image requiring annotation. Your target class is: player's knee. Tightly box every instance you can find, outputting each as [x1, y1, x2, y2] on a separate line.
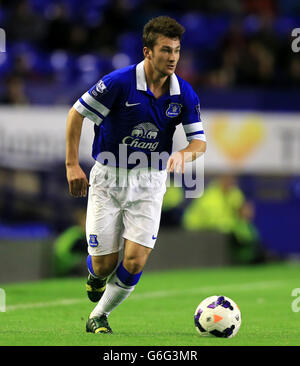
[123, 241, 151, 274]
[91, 255, 118, 278]
[123, 256, 146, 274]
[92, 262, 111, 278]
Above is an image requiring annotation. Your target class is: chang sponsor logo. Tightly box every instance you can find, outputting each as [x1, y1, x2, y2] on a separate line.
[122, 122, 159, 152]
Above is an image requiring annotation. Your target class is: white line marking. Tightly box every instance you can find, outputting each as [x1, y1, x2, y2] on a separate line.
[6, 298, 85, 311]
[131, 280, 285, 300]
[5, 280, 284, 312]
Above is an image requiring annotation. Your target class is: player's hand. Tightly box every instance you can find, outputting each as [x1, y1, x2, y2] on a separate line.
[166, 151, 185, 174]
[66, 164, 90, 197]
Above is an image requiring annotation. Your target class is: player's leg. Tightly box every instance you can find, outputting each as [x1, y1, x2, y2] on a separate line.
[86, 252, 122, 335]
[90, 253, 119, 278]
[87, 167, 167, 334]
[85, 163, 123, 303]
[88, 239, 151, 318]
[86, 252, 119, 302]
[123, 239, 152, 274]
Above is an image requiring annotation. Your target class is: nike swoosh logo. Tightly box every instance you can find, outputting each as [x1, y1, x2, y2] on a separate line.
[125, 101, 141, 107]
[152, 235, 157, 240]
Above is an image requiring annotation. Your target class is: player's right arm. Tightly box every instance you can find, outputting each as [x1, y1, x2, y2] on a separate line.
[65, 107, 89, 198]
[66, 74, 119, 197]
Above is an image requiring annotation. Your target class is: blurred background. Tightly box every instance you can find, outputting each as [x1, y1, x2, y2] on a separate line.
[0, 0, 300, 282]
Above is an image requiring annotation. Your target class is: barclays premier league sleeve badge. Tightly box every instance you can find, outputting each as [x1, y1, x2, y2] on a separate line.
[96, 80, 107, 94]
[166, 103, 182, 118]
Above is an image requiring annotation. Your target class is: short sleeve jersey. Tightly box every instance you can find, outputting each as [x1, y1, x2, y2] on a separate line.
[73, 60, 206, 170]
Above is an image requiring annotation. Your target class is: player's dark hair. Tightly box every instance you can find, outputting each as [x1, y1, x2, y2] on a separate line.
[143, 16, 185, 49]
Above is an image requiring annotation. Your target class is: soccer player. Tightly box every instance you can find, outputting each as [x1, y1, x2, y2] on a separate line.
[65, 16, 206, 334]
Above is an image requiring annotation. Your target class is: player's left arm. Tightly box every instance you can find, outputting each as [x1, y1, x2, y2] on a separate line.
[166, 139, 206, 173]
[167, 84, 206, 173]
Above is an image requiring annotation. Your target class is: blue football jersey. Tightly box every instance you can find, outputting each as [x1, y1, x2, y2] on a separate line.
[73, 60, 206, 169]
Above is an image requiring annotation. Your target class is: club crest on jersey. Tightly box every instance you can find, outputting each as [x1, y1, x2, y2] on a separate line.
[89, 234, 99, 247]
[166, 103, 182, 118]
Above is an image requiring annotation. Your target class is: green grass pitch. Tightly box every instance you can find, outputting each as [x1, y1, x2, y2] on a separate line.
[0, 263, 299, 346]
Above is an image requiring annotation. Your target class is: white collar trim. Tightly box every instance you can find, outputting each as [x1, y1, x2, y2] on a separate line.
[136, 60, 181, 95]
[169, 72, 181, 95]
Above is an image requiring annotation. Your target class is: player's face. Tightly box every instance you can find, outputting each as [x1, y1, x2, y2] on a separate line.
[146, 35, 181, 76]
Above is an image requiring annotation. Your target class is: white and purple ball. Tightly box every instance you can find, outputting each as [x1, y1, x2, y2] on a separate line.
[194, 295, 241, 338]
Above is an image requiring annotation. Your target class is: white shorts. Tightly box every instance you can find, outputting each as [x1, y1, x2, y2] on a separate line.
[86, 162, 167, 256]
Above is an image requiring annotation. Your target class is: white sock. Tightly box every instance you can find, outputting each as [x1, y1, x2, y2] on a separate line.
[89, 260, 143, 318]
[90, 272, 135, 318]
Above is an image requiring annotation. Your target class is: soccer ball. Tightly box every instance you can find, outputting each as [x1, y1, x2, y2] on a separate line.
[194, 295, 241, 338]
